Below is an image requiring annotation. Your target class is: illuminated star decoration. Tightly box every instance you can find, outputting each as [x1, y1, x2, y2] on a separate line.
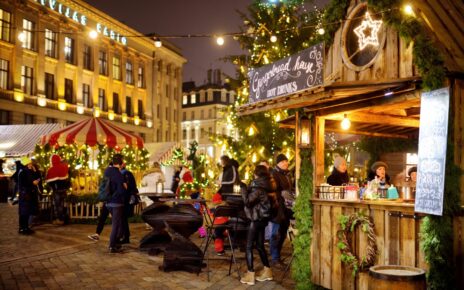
[353, 12, 383, 50]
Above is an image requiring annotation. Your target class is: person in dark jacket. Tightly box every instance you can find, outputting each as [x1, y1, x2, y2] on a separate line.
[17, 157, 40, 235]
[104, 154, 127, 253]
[327, 156, 350, 186]
[10, 160, 24, 204]
[120, 163, 138, 244]
[218, 155, 238, 195]
[367, 161, 391, 185]
[170, 167, 181, 193]
[240, 165, 273, 285]
[45, 154, 69, 225]
[269, 153, 293, 268]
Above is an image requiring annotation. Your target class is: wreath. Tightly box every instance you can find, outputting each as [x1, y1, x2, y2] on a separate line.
[337, 211, 378, 277]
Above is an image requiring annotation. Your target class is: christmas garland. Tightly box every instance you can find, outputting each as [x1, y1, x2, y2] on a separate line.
[337, 211, 378, 277]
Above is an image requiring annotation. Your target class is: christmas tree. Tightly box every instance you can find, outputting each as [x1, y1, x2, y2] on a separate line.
[216, 0, 322, 180]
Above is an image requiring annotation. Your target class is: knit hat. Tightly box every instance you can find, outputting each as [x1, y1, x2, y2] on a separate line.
[408, 166, 417, 176]
[276, 153, 288, 165]
[333, 156, 346, 169]
[371, 161, 388, 172]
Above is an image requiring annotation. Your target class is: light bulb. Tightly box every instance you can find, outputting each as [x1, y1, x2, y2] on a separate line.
[403, 4, 415, 16]
[216, 36, 224, 46]
[318, 28, 325, 35]
[341, 114, 351, 130]
[89, 30, 98, 39]
[270, 35, 277, 42]
[154, 38, 162, 48]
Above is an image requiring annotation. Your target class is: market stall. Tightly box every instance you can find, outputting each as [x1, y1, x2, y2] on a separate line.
[238, 1, 463, 289]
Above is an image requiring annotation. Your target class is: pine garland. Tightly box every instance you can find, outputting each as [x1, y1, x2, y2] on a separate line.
[292, 146, 314, 289]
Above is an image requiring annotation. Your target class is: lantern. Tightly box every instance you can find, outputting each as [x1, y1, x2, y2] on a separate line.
[299, 115, 310, 147]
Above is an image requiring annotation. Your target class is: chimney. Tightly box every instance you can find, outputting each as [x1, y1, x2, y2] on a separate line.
[207, 69, 212, 84]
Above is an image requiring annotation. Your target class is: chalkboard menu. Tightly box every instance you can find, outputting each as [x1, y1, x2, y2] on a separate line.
[248, 43, 323, 104]
[415, 87, 450, 216]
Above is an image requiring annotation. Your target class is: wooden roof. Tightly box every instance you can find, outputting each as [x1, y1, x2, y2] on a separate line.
[412, 0, 464, 72]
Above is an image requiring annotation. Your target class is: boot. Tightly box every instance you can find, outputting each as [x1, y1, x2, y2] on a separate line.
[256, 266, 273, 282]
[240, 271, 255, 285]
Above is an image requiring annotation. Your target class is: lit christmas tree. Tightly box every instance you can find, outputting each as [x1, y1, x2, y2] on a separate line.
[216, 0, 322, 180]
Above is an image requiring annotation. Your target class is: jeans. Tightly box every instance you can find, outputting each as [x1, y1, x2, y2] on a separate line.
[121, 204, 131, 242]
[270, 220, 289, 261]
[245, 220, 269, 272]
[107, 204, 124, 248]
[95, 203, 110, 235]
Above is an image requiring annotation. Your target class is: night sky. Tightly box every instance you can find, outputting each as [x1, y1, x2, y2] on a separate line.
[84, 0, 327, 85]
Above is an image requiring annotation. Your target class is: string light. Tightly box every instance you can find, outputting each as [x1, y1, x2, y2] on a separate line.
[270, 35, 277, 42]
[353, 12, 383, 50]
[216, 36, 225, 46]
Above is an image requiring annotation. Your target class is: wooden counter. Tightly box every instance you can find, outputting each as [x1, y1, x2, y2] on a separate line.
[310, 198, 427, 290]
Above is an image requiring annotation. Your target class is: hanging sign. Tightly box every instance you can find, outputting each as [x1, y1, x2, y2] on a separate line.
[248, 43, 323, 104]
[414, 87, 450, 216]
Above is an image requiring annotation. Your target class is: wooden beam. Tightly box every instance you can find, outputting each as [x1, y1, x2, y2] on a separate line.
[405, 107, 421, 116]
[327, 128, 410, 139]
[325, 112, 420, 128]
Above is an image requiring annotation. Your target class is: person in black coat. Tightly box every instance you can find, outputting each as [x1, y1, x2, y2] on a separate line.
[170, 167, 181, 193]
[17, 157, 40, 234]
[120, 163, 138, 244]
[327, 156, 350, 186]
[218, 155, 238, 194]
[240, 165, 273, 285]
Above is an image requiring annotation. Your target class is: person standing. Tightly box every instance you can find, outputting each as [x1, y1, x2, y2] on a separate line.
[240, 165, 273, 285]
[120, 163, 138, 244]
[327, 156, 349, 186]
[104, 155, 127, 253]
[17, 157, 40, 234]
[45, 155, 69, 225]
[269, 153, 293, 268]
[170, 167, 181, 193]
[218, 155, 238, 195]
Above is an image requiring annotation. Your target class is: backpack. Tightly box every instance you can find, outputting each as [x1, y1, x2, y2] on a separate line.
[97, 176, 112, 202]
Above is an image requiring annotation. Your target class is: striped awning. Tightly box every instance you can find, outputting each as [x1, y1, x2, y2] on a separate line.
[41, 117, 144, 149]
[0, 123, 61, 157]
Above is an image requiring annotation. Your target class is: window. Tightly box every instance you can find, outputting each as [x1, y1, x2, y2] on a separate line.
[112, 56, 121, 80]
[64, 37, 74, 64]
[182, 95, 188, 105]
[64, 78, 73, 103]
[200, 110, 204, 119]
[82, 84, 91, 108]
[126, 96, 132, 117]
[191, 93, 196, 104]
[21, 66, 33, 95]
[99, 50, 107, 75]
[98, 88, 106, 111]
[24, 114, 34, 124]
[138, 99, 144, 119]
[125, 61, 133, 84]
[165, 107, 168, 121]
[83, 44, 92, 70]
[46, 117, 56, 124]
[0, 9, 11, 42]
[44, 29, 57, 58]
[44, 73, 55, 100]
[0, 59, 8, 90]
[137, 64, 145, 88]
[113, 93, 120, 114]
[22, 19, 35, 50]
[182, 112, 186, 121]
[0, 110, 10, 125]
[219, 91, 226, 102]
[190, 111, 195, 120]
[208, 109, 212, 118]
[200, 92, 205, 103]
[207, 91, 213, 102]
[182, 129, 186, 139]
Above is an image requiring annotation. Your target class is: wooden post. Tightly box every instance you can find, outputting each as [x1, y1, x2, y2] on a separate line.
[315, 116, 325, 185]
[295, 111, 301, 196]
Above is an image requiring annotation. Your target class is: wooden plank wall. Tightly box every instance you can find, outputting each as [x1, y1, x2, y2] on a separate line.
[311, 201, 426, 290]
[323, 2, 417, 85]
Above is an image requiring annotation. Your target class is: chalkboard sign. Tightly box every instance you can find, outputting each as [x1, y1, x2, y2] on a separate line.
[414, 87, 449, 216]
[248, 43, 323, 104]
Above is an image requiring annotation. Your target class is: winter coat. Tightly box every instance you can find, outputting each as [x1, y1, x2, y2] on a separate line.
[121, 168, 138, 204]
[241, 176, 272, 222]
[219, 164, 238, 194]
[270, 166, 293, 224]
[104, 166, 126, 205]
[327, 168, 350, 186]
[18, 167, 40, 216]
[45, 155, 69, 192]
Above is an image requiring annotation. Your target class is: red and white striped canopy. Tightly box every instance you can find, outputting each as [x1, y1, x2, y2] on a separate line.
[41, 118, 144, 149]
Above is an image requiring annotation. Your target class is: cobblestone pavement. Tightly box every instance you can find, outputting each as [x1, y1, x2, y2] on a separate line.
[0, 204, 295, 290]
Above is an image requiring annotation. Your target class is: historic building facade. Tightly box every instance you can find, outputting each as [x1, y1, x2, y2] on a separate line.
[0, 0, 185, 142]
[181, 69, 237, 161]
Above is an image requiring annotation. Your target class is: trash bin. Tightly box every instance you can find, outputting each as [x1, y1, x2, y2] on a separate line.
[369, 265, 426, 290]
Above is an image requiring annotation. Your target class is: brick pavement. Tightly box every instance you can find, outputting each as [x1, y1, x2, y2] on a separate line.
[0, 204, 295, 289]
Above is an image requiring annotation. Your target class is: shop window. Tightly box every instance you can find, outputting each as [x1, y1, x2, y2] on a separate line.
[0, 9, 11, 42]
[45, 29, 57, 58]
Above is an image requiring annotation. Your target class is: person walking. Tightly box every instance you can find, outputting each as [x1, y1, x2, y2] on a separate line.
[104, 155, 127, 253]
[45, 154, 69, 225]
[17, 157, 40, 234]
[269, 153, 293, 268]
[240, 165, 273, 285]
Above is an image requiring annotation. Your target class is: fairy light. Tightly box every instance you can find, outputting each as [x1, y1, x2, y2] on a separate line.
[216, 36, 225, 46]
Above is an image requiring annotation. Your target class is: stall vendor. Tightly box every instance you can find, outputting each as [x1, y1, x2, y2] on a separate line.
[327, 156, 349, 186]
[408, 166, 417, 187]
[368, 161, 391, 186]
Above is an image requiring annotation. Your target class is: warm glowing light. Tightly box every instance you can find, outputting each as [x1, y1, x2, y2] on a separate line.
[154, 38, 162, 48]
[244, 171, 249, 180]
[252, 153, 257, 163]
[108, 110, 115, 120]
[248, 126, 255, 136]
[93, 107, 100, 117]
[14, 92, 24, 102]
[216, 36, 225, 46]
[270, 35, 277, 43]
[122, 113, 128, 123]
[318, 28, 325, 35]
[58, 99, 67, 111]
[76, 104, 84, 114]
[18, 31, 26, 43]
[403, 4, 415, 16]
[89, 30, 98, 39]
[274, 112, 281, 122]
[134, 116, 140, 125]
[341, 114, 351, 130]
[353, 12, 383, 50]
[146, 119, 153, 128]
[37, 96, 47, 107]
